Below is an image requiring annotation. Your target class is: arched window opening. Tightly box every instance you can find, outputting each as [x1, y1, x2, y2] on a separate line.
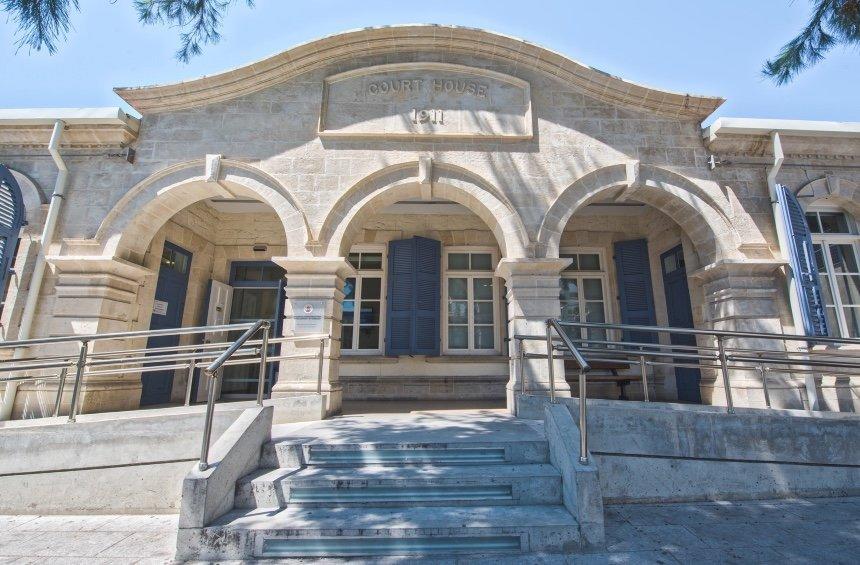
[0, 165, 25, 316]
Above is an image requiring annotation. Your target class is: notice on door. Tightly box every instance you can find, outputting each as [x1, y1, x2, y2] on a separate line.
[152, 300, 168, 316]
[293, 299, 325, 334]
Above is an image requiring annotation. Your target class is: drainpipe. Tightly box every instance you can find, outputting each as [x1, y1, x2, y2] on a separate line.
[0, 120, 68, 420]
[766, 131, 819, 410]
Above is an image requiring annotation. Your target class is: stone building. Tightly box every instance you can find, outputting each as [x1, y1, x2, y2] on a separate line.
[0, 25, 858, 419]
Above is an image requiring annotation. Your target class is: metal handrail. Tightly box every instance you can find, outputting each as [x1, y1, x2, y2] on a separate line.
[545, 319, 591, 464]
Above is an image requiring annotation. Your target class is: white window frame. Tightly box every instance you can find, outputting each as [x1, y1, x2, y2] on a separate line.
[807, 208, 860, 338]
[442, 246, 501, 355]
[559, 247, 612, 338]
[341, 244, 386, 355]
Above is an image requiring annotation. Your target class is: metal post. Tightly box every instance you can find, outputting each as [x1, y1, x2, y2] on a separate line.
[184, 358, 197, 406]
[545, 322, 556, 403]
[517, 337, 525, 396]
[579, 367, 588, 464]
[256, 323, 270, 406]
[716, 336, 735, 414]
[639, 354, 650, 402]
[316, 338, 325, 395]
[760, 365, 771, 408]
[68, 340, 89, 423]
[198, 368, 219, 471]
[52, 366, 68, 417]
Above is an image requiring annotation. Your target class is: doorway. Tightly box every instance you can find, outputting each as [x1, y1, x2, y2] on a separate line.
[660, 244, 702, 403]
[141, 241, 192, 406]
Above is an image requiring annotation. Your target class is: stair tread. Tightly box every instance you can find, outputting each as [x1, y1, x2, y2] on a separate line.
[211, 504, 578, 530]
[242, 463, 561, 485]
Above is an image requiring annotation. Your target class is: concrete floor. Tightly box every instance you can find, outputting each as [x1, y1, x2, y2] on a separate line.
[1, 497, 857, 563]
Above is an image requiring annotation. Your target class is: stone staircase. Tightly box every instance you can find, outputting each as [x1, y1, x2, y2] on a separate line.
[182, 413, 581, 561]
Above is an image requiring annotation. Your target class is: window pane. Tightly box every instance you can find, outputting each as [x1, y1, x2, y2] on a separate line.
[470, 253, 492, 270]
[845, 307, 860, 337]
[583, 279, 603, 300]
[448, 301, 468, 324]
[448, 326, 468, 349]
[806, 213, 822, 234]
[474, 326, 494, 349]
[474, 301, 494, 324]
[662, 253, 677, 274]
[448, 253, 469, 270]
[342, 300, 355, 324]
[835, 275, 860, 305]
[819, 212, 850, 234]
[829, 245, 859, 274]
[819, 275, 834, 305]
[343, 278, 356, 300]
[341, 326, 354, 349]
[261, 265, 285, 281]
[561, 254, 578, 271]
[360, 253, 383, 270]
[814, 244, 826, 271]
[560, 301, 580, 322]
[825, 307, 840, 337]
[348, 252, 361, 268]
[173, 251, 190, 274]
[448, 278, 468, 299]
[357, 326, 379, 349]
[585, 301, 605, 323]
[359, 301, 380, 324]
[560, 279, 579, 301]
[579, 254, 600, 271]
[473, 278, 493, 300]
[361, 277, 381, 299]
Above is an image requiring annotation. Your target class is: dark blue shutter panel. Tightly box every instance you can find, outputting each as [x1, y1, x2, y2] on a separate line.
[412, 237, 441, 355]
[777, 184, 829, 337]
[614, 239, 658, 344]
[0, 165, 24, 310]
[385, 238, 414, 355]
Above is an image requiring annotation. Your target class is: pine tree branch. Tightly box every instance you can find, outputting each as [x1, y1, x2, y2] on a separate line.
[2, 0, 79, 54]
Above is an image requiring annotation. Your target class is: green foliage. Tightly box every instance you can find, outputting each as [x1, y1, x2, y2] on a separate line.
[1, 0, 255, 62]
[764, 0, 860, 85]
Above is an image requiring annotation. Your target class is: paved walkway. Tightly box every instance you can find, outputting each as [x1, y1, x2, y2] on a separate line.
[0, 497, 857, 563]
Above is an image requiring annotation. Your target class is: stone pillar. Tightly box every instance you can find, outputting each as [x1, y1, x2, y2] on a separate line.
[689, 259, 799, 409]
[271, 257, 355, 417]
[496, 258, 572, 414]
[13, 256, 154, 417]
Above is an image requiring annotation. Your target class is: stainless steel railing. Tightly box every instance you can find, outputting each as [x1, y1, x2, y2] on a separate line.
[0, 322, 330, 425]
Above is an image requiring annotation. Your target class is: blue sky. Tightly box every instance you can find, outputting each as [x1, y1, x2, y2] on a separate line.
[0, 1, 857, 125]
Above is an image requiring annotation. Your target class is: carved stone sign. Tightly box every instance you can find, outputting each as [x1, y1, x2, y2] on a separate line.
[319, 63, 532, 140]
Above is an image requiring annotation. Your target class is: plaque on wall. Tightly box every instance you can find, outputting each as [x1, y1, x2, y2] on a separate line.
[319, 63, 532, 140]
[293, 299, 326, 334]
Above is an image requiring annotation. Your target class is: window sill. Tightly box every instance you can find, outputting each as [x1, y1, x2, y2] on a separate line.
[340, 354, 509, 364]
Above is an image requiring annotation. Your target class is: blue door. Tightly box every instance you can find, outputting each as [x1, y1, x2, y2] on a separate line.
[660, 244, 701, 403]
[141, 242, 192, 406]
[614, 239, 658, 345]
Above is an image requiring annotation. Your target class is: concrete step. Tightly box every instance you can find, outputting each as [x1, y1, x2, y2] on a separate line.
[260, 440, 549, 468]
[177, 504, 580, 560]
[235, 463, 563, 508]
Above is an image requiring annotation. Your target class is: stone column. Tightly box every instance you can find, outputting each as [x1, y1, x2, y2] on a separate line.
[14, 255, 154, 417]
[689, 259, 798, 408]
[496, 258, 572, 414]
[271, 257, 355, 416]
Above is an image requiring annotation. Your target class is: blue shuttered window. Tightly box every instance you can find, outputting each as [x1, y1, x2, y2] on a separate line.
[613, 238, 658, 344]
[777, 184, 829, 337]
[0, 165, 24, 314]
[385, 237, 441, 356]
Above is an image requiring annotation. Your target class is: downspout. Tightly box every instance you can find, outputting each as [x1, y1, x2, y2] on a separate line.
[0, 120, 68, 420]
[766, 131, 819, 410]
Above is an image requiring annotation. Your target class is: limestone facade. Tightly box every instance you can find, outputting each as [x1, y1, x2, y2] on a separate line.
[0, 25, 858, 418]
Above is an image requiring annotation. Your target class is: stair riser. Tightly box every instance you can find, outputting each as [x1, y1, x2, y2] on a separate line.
[235, 477, 563, 508]
[177, 525, 580, 561]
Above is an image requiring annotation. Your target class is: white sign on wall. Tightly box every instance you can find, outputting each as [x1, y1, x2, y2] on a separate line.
[293, 299, 326, 334]
[152, 300, 168, 316]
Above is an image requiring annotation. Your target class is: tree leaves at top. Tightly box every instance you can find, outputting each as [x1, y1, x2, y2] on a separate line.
[764, 0, 860, 85]
[1, 0, 254, 62]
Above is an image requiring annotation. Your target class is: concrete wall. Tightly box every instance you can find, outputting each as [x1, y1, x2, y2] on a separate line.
[518, 395, 860, 503]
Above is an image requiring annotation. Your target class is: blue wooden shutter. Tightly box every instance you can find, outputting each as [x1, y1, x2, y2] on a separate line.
[614, 239, 658, 344]
[385, 237, 441, 356]
[412, 237, 441, 355]
[0, 165, 24, 311]
[385, 238, 414, 355]
[777, 184, 829, 337]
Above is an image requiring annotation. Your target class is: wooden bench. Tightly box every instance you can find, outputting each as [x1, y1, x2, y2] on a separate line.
[564, 359, 640, 400]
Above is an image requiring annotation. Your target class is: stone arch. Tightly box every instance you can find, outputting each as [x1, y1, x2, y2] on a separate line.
[6, 168, 48, 230]
[95, 159, 312, 262]
[797, 177, 860, 219]
[537, 162, 738, 263]
[319, 161, 530, 258]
